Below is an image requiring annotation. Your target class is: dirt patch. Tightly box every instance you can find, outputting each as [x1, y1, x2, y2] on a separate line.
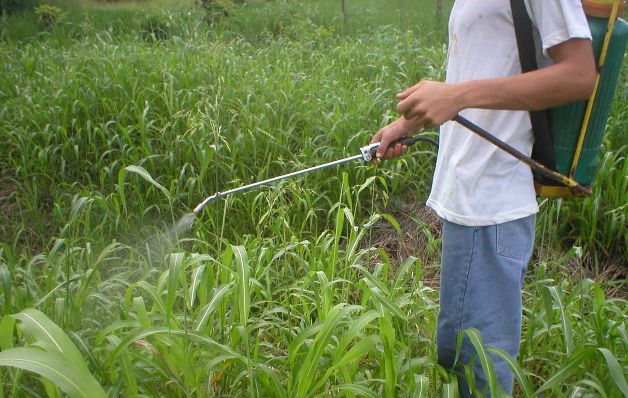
[597, 261, 627, 298]
[363, 199, 442, 288]
[533, 246, 628, 299]
[0, 179, 19, 243]
[0, 179, 17, 215]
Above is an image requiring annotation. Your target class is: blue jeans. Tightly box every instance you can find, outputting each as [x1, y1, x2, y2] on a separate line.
[436, 215, 535, 397]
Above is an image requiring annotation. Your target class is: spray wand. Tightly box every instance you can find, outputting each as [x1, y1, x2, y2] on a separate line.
[192, 135, 437, 215]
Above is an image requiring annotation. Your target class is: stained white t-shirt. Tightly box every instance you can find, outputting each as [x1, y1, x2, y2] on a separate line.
[426, 0, 592, 226]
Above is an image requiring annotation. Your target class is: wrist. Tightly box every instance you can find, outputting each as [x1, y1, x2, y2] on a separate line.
[455, 80, 503, 111]
[397, 116, 421, 132]
[453, 80, 480, 112]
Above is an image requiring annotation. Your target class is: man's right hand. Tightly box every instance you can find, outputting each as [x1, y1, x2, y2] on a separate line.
[370, 117, 422, 162]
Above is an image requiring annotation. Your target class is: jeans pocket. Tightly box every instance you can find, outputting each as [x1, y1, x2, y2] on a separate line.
[496, 217, 535, 261]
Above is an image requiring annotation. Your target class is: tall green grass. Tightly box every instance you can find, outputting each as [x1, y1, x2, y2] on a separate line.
[0, 0, 626, 396]
[1, 236, 625, 396]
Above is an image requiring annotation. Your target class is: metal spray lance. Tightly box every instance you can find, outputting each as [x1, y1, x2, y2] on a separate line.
[192, 135, 437, 215]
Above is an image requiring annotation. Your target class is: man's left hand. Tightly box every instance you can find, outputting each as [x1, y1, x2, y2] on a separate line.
[396, 81, 462, 128]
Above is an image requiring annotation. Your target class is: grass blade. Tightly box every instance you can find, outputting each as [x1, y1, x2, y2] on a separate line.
[257, 363, 287, 398]
[288, 323, 323, 372]
[295, 304, 357, 398]
[166, 252, 185, 321]
[0, 264, 12, 315]
[442, 374, 459, 398]
[232, 245, 250, 328]
[457, 328, 499, 397]
[194, 283, 233, 332]
[0, 316, 16, 350]
[546, 285, 574, 355]
[596, 348, 628, 396]
[487, 346, 534, 398]
[310, 334, 380, 393]
[0, 347, 106, 398]
[393, 256, 417, 292]
[188, 263, 206, 307]
[536, 347, 596, 394]
[335, 334, 379, 369]
[137, 281, 168, 316]
[413, 374, 429, 398]
[332, 384, 380, 398]
[12, 309, 87, 372]
[124, 165, 170, 198]
[132, 296, 151, 328]
[379, 307, 397, 398]
[336, 310, 379, 354]
[107, 327, 247, 364]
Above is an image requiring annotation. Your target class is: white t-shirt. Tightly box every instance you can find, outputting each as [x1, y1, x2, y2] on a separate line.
[426, 0, 592, 226]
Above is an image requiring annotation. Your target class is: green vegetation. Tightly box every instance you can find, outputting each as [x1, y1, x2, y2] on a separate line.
[0, 0, 626, 397]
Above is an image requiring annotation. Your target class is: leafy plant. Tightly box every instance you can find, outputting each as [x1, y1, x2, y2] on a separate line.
[0, 309, 106, 397]
[196, 0, 235, 24]
[34, 4, 66, 31]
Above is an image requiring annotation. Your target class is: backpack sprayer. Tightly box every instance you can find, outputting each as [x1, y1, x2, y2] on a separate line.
[513, 0, 627, 197]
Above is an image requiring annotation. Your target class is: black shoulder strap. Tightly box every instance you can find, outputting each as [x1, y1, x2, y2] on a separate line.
[510, 0, 557, 179]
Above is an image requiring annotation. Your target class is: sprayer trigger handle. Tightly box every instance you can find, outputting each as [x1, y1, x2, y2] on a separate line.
[399, 135, 422, 146]
[360, 135, 438, 161]
[360, 143, 380, 161]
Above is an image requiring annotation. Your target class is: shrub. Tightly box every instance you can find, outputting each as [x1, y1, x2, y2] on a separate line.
[34, 4, 66, 31]
[196, 0, 234, 24]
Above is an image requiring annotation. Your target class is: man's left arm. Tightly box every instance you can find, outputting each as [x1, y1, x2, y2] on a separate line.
[397, 38, 596, 128]
[372, 38, 595, 160]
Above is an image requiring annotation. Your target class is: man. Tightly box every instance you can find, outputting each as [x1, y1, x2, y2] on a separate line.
[370, 0, 595, 396]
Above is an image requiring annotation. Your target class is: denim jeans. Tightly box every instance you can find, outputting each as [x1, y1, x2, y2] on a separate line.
[436, 215, 536, 397]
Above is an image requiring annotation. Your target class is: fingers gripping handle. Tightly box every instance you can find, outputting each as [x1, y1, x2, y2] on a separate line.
[400, 135, 438, 147]
[360, 135, 438, 161]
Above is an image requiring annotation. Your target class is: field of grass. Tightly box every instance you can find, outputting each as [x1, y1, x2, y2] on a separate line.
[0, 0, 626, 397]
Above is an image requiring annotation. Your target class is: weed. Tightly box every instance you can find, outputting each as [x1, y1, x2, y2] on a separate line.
[34, 4, 67, 31]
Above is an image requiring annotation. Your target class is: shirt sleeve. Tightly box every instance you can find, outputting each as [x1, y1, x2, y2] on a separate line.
[526, 0, 592, 56]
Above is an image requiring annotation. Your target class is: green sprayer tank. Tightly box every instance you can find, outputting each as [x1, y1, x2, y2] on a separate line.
[548, 1, 627, 187]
